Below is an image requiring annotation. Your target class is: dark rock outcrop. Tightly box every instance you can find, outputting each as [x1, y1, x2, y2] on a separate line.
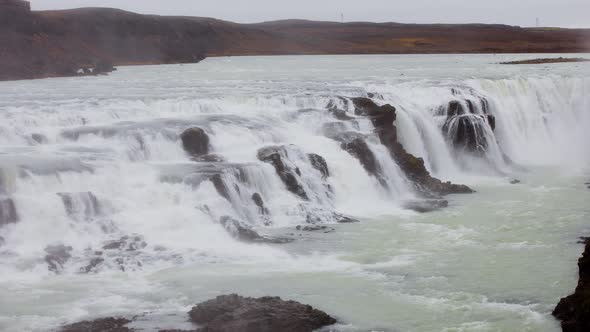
[210, 174, 231, 201]
[307, 153, 329, 179]
[510, 179, 521, 184]
[31, 133, 48, 144]
[220, 216, 291, 244]
[181, 128, 210, 157]
[0, 197, 18, 227]
[45, 244, 73, 273]
[188, 294, 337, 332]
[59, 317, 131, 332]
[352, 98, 473, 196]
[553, 238, 590, 332]
[257, 146, 308, 200]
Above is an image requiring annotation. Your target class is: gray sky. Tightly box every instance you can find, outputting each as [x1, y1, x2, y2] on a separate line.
[29, 0, 590, 28]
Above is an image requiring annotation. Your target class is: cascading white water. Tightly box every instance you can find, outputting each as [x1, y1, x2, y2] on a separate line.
[0, 54, 589, 332]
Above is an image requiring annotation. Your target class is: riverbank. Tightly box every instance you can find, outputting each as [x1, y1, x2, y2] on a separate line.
[2, 0, 590, 81]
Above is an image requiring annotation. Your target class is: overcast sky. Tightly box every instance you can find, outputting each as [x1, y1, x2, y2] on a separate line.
[29, 0, 590, 28]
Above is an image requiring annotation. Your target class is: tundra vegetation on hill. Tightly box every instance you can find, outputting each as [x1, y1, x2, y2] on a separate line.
[1, 0, 590, 80]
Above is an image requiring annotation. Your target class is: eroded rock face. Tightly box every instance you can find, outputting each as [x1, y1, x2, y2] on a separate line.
[59, 317, 131, 332]
[189, 294, 337, 332]
[341, 137, 380, 178]
[45, 244, 73, 273]
[220, 216, 291, 244]
[257, 146, 308, 200]
[553, 238, 590, 332]
[0, 197, 18, 227]
[181, 127, 210, 157]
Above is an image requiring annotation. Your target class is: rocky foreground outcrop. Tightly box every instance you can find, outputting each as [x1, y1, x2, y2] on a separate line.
[553, 237, 590, 332]
[189, 294, 337, 332]
[58, 294, 336, 332]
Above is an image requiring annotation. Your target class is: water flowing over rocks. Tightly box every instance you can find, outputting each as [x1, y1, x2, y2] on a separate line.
[58, 192, 102, 221]
[553, 237, 590, 332]
[257, 146, 309, 200]
[307, 153, 329, 179]
[189, 294, 337, 332]
[403, 199, 449, 213]
[181, 127, 211, 157]
[439, 97, 496, 154]
[350, 97, 473, 196]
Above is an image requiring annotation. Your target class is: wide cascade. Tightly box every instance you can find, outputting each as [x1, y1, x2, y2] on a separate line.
[0, 71, 588, 276]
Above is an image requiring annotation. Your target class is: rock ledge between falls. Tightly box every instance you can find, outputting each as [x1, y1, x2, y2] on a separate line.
[58, 294, 337, 332]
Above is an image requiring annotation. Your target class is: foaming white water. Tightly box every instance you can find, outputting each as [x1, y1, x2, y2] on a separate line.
[0, 54, 589, 332]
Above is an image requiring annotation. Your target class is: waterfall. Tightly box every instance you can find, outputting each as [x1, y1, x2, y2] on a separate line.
[0, 71, 588, 275]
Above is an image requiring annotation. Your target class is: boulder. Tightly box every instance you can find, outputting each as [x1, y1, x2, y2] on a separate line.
[553, 238, 590, 332]
[181, 127, 210, 157]
[45, 244, 73, 273]
[220, 216, 291, 244]
[403, 199, 449, 213]
[188, 294, 337, 332]
[257, 146, 308, 200]
[0, 197, 18, 227]
[307, 153, 329, 179]
[59, 317, 131, 332]
[510, 179, 521, 184]
[31, 133, 48, 144]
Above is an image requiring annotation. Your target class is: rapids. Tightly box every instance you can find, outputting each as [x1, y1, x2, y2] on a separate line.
[0, 54, 589, 332]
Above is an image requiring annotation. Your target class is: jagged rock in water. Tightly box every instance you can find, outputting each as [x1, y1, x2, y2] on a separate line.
[180, 127, 210, 157]
[307, 153, 329, 179]
[251, 193, 269, 215]
[220, 216, 292, 244]
[81, 256, 105, 273]
[45, 244, 73, 273]
[354, 97, 473, 196]
[257, 146, 308, 200]
[553, 237, 590, 332]
[103, 235, 147, 251]
[58, 192, 101, 221]
[59, 317, 132, 332]
[188, 294, 337, 332]
[0, 197, 18, 227]
[403, 199, 449, 213]
[510, 179, 521, 184]
[31, 133, 48, 144]
[296, 225, 335, 232]
[305, 212, 359, 224]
